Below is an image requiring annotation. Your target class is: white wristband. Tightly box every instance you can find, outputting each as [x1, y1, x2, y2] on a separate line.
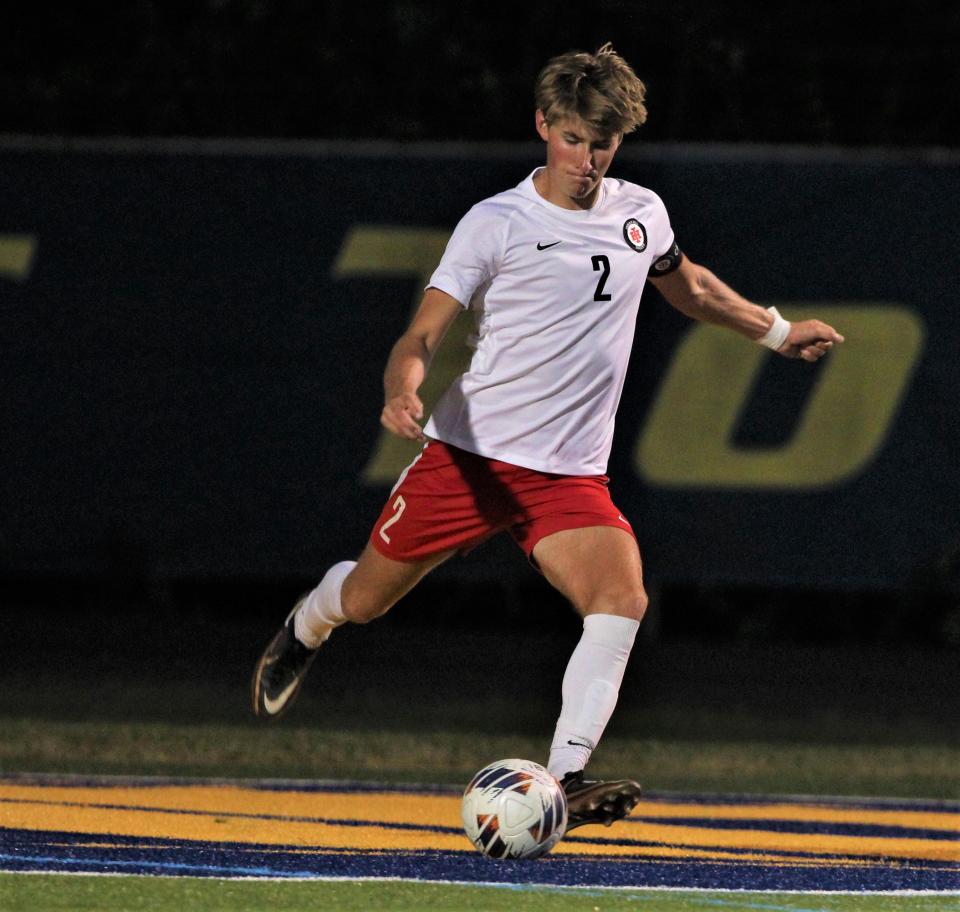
[757, 306, 791, 351]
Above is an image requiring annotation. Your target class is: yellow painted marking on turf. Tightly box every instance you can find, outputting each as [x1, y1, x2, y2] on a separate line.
[0, 784, 455, 823]
[0, 784, 470, 852]
[2, 784, 957, 865]
[6, 784, 957, 835]
[633, 799, 960, 833]
[0, 802, 466, 852]
[602, 819, 960, 863]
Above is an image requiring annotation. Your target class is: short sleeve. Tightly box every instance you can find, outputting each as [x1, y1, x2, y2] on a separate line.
[645, 191, 683, 276]
[647, 191, 676, 260]
[426, 202, 504, 309]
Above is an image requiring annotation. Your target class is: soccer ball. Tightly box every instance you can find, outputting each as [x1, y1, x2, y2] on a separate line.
[461, 758, 568, 859]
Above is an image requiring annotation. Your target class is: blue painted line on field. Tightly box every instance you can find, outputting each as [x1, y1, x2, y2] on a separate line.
[3, 774, 959, 892]
[3, 794, 950, 861]
[561, 831, 955, 864]
[3, 819, 952, 869]
[627, 815, 960, 842]
[0, 852, 307, 878]
[636, 793, 960, 815]
[2, 828, 959, 891]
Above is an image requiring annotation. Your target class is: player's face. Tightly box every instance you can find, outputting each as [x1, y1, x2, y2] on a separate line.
[535, 111, 622, 208]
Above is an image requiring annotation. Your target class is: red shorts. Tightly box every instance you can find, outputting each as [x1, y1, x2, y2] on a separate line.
[370, 441, 635, 564]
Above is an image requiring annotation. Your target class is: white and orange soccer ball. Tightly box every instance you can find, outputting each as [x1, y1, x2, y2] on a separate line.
[461, 758, 568, 859]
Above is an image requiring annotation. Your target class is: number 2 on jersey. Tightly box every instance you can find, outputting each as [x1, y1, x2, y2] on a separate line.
[591, 255, 612, 301]
[378, 495, 406, 544]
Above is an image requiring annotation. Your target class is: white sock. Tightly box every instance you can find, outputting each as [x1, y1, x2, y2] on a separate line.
[294, 560, 356, 648]
[547, 613, 640, 780]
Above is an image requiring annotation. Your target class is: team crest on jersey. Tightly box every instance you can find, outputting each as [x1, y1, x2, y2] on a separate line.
[622, 218, 647, 252]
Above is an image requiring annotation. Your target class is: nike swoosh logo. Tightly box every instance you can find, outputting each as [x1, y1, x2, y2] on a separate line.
[567, 738, 594, 749]
[262, 679, 299, 715]
[537, 241, 562, 250]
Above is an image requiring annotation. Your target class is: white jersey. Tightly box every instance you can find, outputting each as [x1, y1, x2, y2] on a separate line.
[423, 168, 676, 476]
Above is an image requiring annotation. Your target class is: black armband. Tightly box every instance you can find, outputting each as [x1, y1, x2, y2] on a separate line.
[648, 242, 684, 276]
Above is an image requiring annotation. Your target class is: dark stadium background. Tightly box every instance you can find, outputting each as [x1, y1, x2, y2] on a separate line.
[4, 2, 959, 147]
[1, 2, 958, 768]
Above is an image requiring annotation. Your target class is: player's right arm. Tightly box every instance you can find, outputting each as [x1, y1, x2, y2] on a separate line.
[380, 287, 463, 440]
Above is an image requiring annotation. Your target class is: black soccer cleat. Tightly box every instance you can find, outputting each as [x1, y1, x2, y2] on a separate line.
[560, 770, 643, 832]
[251, 600, 319, 720]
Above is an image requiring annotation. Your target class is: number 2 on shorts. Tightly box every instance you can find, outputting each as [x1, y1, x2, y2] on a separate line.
[378, 495, 406, 544]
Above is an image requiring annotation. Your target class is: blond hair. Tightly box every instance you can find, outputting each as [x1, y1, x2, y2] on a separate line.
[534, 42, 647, 136]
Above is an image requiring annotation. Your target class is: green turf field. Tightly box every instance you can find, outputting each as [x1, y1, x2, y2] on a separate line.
[1, 875, 957, 912]
[2, 608, 958, 908]
[2, 618, 957, 800]
[1, 716, 957, 799]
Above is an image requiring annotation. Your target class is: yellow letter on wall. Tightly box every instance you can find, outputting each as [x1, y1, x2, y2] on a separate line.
[332, 226, 473, 485]
[0, 235, 37, 281]
[634, 304, 924, 489]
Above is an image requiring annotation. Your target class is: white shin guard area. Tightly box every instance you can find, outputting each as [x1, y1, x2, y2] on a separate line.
[294, 560, 356, 649]
[548, 613, 640, 779]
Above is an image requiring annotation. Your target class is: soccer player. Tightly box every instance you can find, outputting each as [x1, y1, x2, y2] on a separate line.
[252, 43, 843, 830]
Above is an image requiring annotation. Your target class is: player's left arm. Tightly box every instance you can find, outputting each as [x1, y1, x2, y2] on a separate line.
[648, 255, 844, 361]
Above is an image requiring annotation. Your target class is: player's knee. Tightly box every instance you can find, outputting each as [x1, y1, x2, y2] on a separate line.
[584, 586, 647, 623]
[634, 587, 649, 622]
[621, 587, 648, 623]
